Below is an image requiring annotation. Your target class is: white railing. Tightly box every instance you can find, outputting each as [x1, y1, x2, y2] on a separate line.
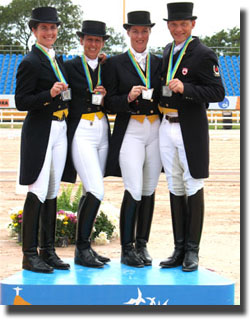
[207, 110, 240, 129]
[0, 110, 26, 128]
[0, 109, 240, 129]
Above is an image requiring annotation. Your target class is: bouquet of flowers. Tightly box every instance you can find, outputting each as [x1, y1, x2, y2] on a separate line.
[92, 203, 119, 245]
[57, 184, 119, 246]
[55, 210, 77, 246]
[8, 184, 120, 247]
[8, 207, 23, 240]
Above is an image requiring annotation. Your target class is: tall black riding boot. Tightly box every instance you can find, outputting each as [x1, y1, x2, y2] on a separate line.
[75, 192, 104, 268]
[22, 192, 53, 273]
[77, 195, 109, 264]
[135, 193, 155, 266]
[39, 198, 70, 270]
[77, 195, 85, 218]
[182, 188, 204, 272]
[120, 190, 144, 268]
[160, 193, 187, 268]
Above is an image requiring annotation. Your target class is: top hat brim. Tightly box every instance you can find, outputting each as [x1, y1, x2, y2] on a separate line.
[123, 23, 155, 30]
[29, 18, 61, 30]
[76, 31, 110, 40]
[163, 16, 197, 21]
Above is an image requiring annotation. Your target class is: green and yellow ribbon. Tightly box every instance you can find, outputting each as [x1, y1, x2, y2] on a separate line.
[166, 36, 193, 85]
[35, 43, 67, 84]
[81, 55, 102, 93]
[128, 49, 151, 88]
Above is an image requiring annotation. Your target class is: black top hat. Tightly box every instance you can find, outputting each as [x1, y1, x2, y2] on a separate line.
[28, 7, 61, 30]
[76, 20, 110, 40]
[163, 2, 197, 21]
[123, 11, 155, 30]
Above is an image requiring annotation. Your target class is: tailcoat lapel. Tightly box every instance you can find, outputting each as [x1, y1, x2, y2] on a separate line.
[122, 51, 142, 79]
[122, 50, 160, 86]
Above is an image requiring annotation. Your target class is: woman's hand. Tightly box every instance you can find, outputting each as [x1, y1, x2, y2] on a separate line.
[50, 82, 68, 98]
[94, 86, 107, 97]
[98, 53, 107, 65]
[128, 85, 147, 102]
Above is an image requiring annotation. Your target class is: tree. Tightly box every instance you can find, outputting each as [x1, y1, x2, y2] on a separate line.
[103, 27, 127, 56]
[149, 46, 165, 56]
[0, 0, 83, 53]
[199, 27, 240, 56]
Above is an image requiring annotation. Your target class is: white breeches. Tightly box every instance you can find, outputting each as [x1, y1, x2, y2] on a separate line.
[72, 116, 109, 201]
[119, 117, 162, 201]
[29, 120, 67, 203]
[159, 117, 204, 196]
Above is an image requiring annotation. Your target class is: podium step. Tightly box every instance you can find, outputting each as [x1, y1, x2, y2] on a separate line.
[0, 259, 234, 305]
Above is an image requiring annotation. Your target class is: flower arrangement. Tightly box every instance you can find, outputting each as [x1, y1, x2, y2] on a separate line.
[92, 203, 119, 245]
[8, 184, 120, 247]
[8, 207, 23, 239]
[55, 210, 77, 246]
[56, 184, 119, 246]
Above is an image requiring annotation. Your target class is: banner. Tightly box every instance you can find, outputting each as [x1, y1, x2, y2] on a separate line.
[0, 95, 241, 110]
[0, 95, 16, 108]
[209, 96, 240, 110]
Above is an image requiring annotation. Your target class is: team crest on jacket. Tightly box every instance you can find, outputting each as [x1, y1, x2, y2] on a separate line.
[182, 68, 188, 75]
[213, 65, 220, 77]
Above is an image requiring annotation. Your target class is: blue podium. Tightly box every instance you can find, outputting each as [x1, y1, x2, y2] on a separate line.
[0, 259, 234, 305]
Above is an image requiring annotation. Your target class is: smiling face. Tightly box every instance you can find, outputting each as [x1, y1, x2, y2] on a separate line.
[32, 23, 58, 48]
[127, 26, 151, 53]
[167, 20, 196, 45]
[80, 35, 104, 60]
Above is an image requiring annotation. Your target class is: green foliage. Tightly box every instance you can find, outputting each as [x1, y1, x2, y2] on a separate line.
[8, 185, 118, 246]
[56, 184, 117, 245]
[200, 27, 240, 56]
[71, 183, 83, 213]
[91, 212, 115, 241]
[57, 183, 82, 212]
[0, 0, 82, 53]
[103, 27, 127, 55]
[149, 46, 165, 56]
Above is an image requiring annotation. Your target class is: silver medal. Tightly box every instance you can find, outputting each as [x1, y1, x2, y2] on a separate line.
[61, 88, 72, 101]
[162, 85, 172, 97]
[142, 88, 154, 100]
[92, 93, 103, 105]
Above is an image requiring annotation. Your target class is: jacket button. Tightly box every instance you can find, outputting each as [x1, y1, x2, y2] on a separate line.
[88, 108, 91, 112]
[151, 99, 154, 102]
[137, 110, 140, 114]
[165, 104, 169, 107]
[58, 105, 61, 109]
[150, 110, 153, 114]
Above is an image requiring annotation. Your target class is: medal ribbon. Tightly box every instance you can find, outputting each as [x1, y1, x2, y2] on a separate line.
[128, 49, 151, 88]
[166, 36, 193, 85]
[35, 43, 67, 84]
[81, 55, 102, 93]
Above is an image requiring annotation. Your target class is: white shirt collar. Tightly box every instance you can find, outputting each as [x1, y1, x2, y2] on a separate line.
[130, 47, 148, 59]
[173, 37, 192, 54]
[37, 43, 55, 59]
[84, 55, 98, 71]
[130, 47, 148, 71]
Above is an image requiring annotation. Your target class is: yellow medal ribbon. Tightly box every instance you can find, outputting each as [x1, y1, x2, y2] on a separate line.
[166, 36, 193, 85]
